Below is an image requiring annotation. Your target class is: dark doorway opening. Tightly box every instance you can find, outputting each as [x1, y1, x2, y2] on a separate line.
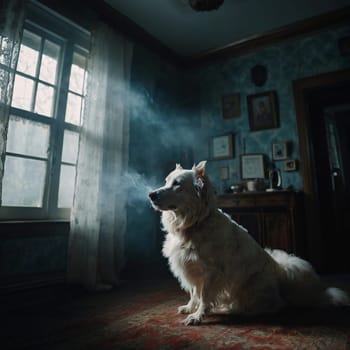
[307, 84, 350, 272]
[293, 70, 350, 273]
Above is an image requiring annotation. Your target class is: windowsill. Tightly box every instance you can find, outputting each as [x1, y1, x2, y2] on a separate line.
[0, 207, 71, 221]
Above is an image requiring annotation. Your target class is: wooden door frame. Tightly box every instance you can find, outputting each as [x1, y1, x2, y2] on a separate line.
[293, 68, 350, 269]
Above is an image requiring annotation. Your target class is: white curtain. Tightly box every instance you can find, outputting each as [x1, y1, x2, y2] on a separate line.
[0, 0, 25, 203]
[67, 23, 133, 291]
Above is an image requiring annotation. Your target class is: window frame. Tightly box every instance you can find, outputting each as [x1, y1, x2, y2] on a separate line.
[0, 1, 90, 221]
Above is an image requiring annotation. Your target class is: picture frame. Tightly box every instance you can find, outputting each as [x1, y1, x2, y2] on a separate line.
[211, 134, 234, 160]
[240, 154, 265, 179]
[284, 159, 297, 172]
[247, 91, 279, 131]
[222, 93, 240, 119]
[272, 142, 288, 160]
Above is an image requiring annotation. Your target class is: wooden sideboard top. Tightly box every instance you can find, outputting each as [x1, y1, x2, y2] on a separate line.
[218, 190, 301, 209]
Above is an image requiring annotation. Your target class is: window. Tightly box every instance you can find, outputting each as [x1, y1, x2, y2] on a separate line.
[0, 2, 90, 220]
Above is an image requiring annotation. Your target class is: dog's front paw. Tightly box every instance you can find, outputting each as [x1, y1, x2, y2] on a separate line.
[183, 312, 202, 326]
[178, 305, 195, 314]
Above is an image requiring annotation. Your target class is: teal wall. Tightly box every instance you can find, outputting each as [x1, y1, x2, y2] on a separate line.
[190, 23, 350, 192]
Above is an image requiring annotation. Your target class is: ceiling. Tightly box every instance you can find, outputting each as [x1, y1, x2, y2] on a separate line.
[104, 0, 350, 58]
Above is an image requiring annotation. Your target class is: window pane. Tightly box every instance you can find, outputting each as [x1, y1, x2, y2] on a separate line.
[69, 52, 86, 94]
[6, 116, 50, 158]
[2, 156, 46, 207]
[11, 74, 34, 110]
[34, 83, 55, 116]
[39, 39, 60, 84]
[16, 29, 41, 77]
[65, 92, 82, 125]
[62, 130, 79, 164]
[58, 164, 76, 208]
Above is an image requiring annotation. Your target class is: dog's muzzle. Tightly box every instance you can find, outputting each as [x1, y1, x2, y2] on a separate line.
[149, 190, 177, 210]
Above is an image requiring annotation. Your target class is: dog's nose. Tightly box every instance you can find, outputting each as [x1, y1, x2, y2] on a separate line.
[149, 191, 158, 201]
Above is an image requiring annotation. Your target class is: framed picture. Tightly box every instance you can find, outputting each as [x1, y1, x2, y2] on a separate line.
[284, 159, 297, 172]
[272, 142, 288, 160]
[240, 154, 265, 179]
[247, 91, 279, 131]
[222, 94, 240, 119]
[211, 134, 234, 160]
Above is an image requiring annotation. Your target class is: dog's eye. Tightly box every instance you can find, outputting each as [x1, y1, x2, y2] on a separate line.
[172, 179, 181, 187]
[172, 179, 182, 192]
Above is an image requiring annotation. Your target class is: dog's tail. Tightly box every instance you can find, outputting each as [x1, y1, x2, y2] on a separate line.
[265, 248, 349, 307]
[324, 287, 349, 306]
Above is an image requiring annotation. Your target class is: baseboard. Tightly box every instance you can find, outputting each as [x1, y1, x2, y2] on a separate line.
[0, 272, 65, 294]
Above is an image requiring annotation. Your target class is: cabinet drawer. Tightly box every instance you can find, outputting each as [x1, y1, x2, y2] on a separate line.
[255, 192, 294, 207]
[219, 196, 255, 208]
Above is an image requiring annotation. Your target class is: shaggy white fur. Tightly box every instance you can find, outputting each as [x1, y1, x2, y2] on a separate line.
[149, 161, 349, 325]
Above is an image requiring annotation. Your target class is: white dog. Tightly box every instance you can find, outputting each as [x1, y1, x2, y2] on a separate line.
[149, 161, 349, 325]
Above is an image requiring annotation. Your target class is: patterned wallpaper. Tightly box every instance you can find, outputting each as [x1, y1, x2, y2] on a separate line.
[188, 23, 350, 193]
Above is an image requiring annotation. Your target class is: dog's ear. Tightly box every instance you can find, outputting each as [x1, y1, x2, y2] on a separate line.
[194, 177, 204, 194]
[175, 163, 183, 170]
[193, 161, 207, 178]
[193, 161, 207, 194]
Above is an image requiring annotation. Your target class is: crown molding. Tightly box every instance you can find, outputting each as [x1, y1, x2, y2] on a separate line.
[186, 5, 350, 67]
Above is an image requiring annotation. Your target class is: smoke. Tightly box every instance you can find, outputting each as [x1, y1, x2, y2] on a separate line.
[128, 86, 207, 151]
[113, 85, 205, 210]
[122, 169, 160, 208]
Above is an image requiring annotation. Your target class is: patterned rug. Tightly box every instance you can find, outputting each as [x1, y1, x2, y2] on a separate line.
[2, 279, 350, 350]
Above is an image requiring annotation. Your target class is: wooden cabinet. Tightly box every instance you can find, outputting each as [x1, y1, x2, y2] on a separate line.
[218, 191, 304, 255]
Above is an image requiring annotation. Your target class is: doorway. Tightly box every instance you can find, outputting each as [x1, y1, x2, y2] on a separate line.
[308, 88, 350, 271]
[293, 70, 350, 272]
